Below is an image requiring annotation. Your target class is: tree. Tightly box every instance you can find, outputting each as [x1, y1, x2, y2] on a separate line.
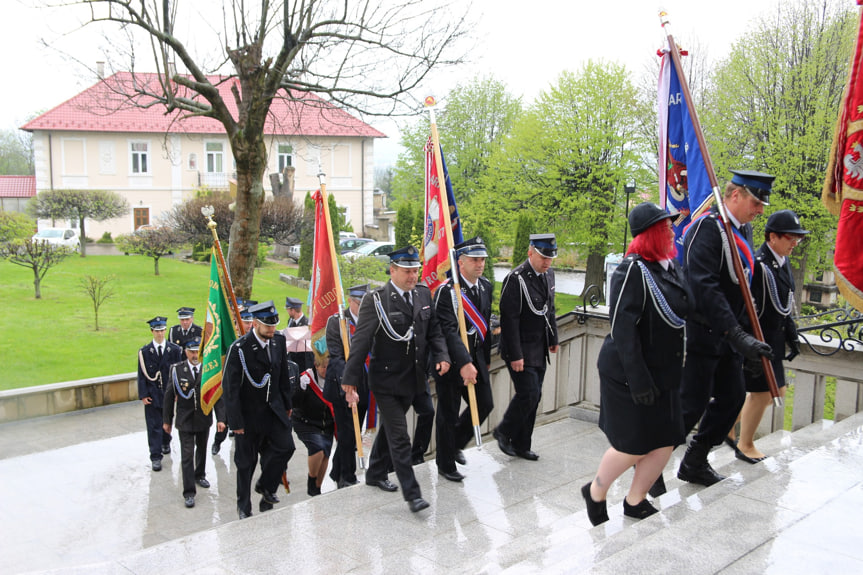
[298, 193, 315, 280]
[79, 274, 116, 331]
[512, 212, 532, 269]
[63, 0, 469, 298]
[0, 129, 34, 175]
[0, 210, 35, 242]
[0, 239, 72, 298]
[487, 62, 645, 294]
[29, 189, 129, 257]
[115, 227, 185, 276]
[701, 0, 856, 307]
[394, 203, 414, 248]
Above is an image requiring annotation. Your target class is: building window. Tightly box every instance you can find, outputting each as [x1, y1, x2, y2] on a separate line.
[278, 144, 293, 172]
[134, 207, 150, 229]
[188, 153, 197, 171]
[131, 141, 150, 174]
[206, 142, 224, 173]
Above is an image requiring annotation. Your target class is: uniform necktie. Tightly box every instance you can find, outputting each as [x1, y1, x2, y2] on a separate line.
[157, 345, 163, 360]
[192, 366, 199, 380]
[403, 292, 412, 307]
[469, 285, 478, 301]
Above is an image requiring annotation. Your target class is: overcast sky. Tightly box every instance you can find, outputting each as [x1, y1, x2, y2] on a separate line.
[1, 0, 781, 165]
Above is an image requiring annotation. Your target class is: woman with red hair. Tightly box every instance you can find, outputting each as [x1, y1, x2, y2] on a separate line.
[582, 202, 693, 526]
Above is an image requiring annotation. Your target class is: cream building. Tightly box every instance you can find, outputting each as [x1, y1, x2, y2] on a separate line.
[22, 72, 385, 239]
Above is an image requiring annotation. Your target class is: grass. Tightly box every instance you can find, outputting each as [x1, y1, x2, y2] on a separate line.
[783, 376, 836, 430]
[1, 255, 579, 391]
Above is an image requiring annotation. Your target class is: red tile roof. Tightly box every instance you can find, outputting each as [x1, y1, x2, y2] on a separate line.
[0, 175, 36, 198]
[22, 72, 386, 139]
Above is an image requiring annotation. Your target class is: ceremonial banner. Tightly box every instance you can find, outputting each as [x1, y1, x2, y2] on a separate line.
[309, 189, 341, 355]
[658, 49, 712, 259]
[822, 0, 863, 312]
[422, 136, 463, 293]
[200, 247, 238, 415]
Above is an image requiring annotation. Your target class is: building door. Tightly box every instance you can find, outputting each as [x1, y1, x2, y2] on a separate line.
[134, 207, 150, 229]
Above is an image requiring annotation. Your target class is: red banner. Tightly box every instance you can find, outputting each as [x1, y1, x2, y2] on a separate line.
[823, 1, 863, 312]
[309, 189, 340, 352]
[422, 136, 462, 294]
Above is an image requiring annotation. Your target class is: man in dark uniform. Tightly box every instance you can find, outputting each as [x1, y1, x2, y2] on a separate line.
[163, 337, 226, 508]
[433, 236, 494, 481]
[285, 296, 314, 373]
[324, 284, 370, 488]
[677, 170, 774, 486]
[169, 307, 203, 349]
[341, 246, 450, 513]
[732, 209, 808, 462]
[495, 234, 559, 460]
[137, 316, 183, 470]
[222, 301, 298, 519]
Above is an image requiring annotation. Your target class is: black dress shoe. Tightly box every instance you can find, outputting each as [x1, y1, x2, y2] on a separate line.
[259, 499, 273, 513]
[196, 478, 210, 488]
[515, 450, 539, 461]
[581, 482, 609, 526]
[648, 474, 667, 498]
[734, 449, 767, 464]
[366, 478, 398, 492]
[254, 481, 280, 504]
[623, 498, 658, 520]
[151, 460, 162, 472]
[337, 478, 359, 489]
[408, 498, 430, 512]
[184, 496, 195, 508]
[238, 507, 252, 519]
[211, 443, 221, 455]
[493, 427, 516, 457]
[161, 444, 171, 455]
[411, 455, 425, 466]
[438, 469, 465, 482]
[677, 460, 726, 486]
[454, 450, 467, 465]
[724, 436, 738, 450]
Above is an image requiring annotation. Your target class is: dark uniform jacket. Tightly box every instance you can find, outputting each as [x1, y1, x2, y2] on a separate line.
[222, 330, 298, 432]
[169, 324, 203, 350]
[683, 207, 753, 354]
[288, 315, 309, 328]
[499, 259, 558, 367]
[750, 243, 797, 386]
[343, 281, 449, 398]
[598, 255, 693, 392]
[433, 275, 493, 385]
[163, 361, 226, 432]
[291, 369, 335, 434]
[322, 313, 369, 403]
[137, 341, 183, 409]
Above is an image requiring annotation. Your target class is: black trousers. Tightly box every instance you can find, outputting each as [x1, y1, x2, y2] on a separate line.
[681, 349, 746, 447]
[179, 429, 208, 497]
[435, 372, 493, 472]
[410, 389, 435, 463]
[233, 414, 295, 515]
[367, 393, 421, 501]
[498, 365, 545, 452]
[329, 397, 368, 484]
[144, 403, 170, 461]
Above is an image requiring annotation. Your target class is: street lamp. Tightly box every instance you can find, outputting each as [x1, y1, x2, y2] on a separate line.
[621, 184, 636, 252]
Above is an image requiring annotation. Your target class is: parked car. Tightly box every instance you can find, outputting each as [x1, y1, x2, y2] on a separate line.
[288, 244, 301, 262]
[32, 228, 80, 251]
[339, 237, 374, 254]
[343, 241, 395, 263]
[339, 231, 358, 239]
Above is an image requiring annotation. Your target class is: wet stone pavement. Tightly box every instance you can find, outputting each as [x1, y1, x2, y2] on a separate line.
[1, 402, 863, 574]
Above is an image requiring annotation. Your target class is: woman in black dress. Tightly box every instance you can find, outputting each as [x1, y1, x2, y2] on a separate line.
[582, 203, 693, 526]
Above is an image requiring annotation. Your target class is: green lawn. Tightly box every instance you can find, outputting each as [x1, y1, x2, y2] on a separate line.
[2, 255, 582, 391]
[0, 255, 305, 390]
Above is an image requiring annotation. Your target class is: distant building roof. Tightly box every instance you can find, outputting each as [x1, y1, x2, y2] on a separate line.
[21, 72, 386, 139]
[0, 175, 36, 198]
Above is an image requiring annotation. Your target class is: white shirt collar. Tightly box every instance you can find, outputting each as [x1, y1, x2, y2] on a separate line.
[252, 329, 269, 349]
[766, 243, 786, 267]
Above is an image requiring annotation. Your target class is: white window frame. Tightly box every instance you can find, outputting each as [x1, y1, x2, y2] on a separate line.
[130, 140, 151, 175]
[277, 143, 293, 172]
[205, 141, 225, 174]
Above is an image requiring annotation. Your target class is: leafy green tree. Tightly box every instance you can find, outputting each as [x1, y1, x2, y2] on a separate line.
[0, 239, 72, 298]
[0, 210, 35, 242]
[488, 62, 644, 292]
[29, 189, 129, 257]
[395, 203, 414, 248]
[412, 205, 425, 250]
[702, 0, 856, 305]
[298, 193, 315, 280]
[0, 129, 34, 175]
[115, 227, 185, 276]
[64, 1, 469, 299]
[512, 212, 532, 269]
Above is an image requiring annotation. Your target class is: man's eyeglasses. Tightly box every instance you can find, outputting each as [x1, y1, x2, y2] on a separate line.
[784, 234, 805, 245]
